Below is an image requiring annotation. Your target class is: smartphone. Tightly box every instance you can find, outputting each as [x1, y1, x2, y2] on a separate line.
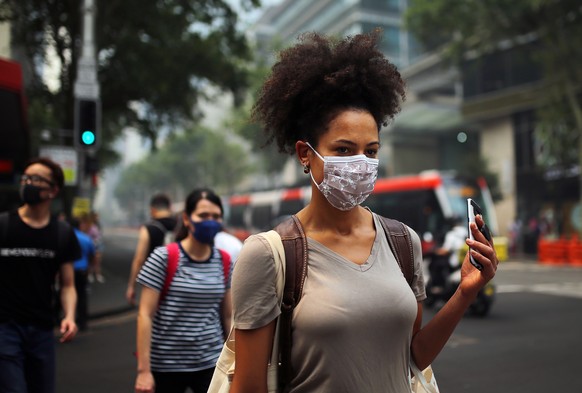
[467, 198, 492, 270]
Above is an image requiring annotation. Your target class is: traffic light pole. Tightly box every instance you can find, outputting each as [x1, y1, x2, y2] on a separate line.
[74, 0, 100, 207]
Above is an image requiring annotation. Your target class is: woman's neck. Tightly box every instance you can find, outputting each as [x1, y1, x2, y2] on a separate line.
[180, 236, 212, 261]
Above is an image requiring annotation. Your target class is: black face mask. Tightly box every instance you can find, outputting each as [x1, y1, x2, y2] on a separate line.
[20, 184, 47, 206]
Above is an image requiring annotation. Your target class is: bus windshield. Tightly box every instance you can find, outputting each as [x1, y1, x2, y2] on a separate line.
[441, 176, 495, 232]
[364, 172, 497, 245]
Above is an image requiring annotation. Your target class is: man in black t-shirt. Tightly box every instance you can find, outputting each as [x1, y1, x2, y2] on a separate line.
[125, 193, 177, 305]
[0, 157, 81, 393]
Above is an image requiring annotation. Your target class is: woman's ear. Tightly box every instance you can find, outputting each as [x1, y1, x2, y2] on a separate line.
[295, 140, 310, 168]
[182, 212, 190, 228]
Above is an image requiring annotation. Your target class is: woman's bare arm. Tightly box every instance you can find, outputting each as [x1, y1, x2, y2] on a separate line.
[229, 320, 277, 393]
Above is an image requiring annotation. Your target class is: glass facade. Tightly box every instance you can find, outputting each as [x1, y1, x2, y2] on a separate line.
[362, 0, 400, 12]
[462, 42, 542, 98]
[361, 22, 401, 64]
[255, 0, 424, 68]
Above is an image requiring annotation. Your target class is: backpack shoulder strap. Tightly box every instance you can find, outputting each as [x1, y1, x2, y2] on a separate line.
[273, 215, 308, 389]
[217, 249, 231, 286]
[378, 216, 414, 286]
[57, 219, 71, 256]
[148, 219, 168, 235]
[0, 211, 9, 244]
[160, 242, 180, 303]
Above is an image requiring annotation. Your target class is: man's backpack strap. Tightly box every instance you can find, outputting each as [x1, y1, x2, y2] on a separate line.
[379, 216, 414, 286]
[273, 215, 308, 390]
[0, 211, 9, 244]
[160, 242, 180, 303]
[148, 219, 173, 245]
[57, 219, 70, 257]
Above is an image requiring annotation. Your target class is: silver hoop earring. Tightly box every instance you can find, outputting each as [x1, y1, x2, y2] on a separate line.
[303, 165, 310, 174]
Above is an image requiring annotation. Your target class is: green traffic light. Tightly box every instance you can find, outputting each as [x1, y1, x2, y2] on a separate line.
[81, 130, 96, 145]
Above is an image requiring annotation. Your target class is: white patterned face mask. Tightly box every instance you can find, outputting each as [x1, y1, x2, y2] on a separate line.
[306, 142, 379, 211]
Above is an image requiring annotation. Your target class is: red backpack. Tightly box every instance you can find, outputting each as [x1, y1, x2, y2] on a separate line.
[159, 242, 232, 303]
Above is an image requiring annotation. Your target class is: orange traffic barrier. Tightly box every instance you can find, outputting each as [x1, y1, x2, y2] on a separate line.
[538, 238, 568, 265]
[567, 237, 582, 267]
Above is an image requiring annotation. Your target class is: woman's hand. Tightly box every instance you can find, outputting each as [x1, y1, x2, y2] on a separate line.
[135, 370, 155, 393]
[459, 214, 499, 298]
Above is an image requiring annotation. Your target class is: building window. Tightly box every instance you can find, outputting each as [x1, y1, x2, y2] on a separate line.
[462, 42, 542, 98]
[362, 22, 400, 59]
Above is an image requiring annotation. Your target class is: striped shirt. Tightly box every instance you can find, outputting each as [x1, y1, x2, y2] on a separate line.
[137, 243, 231, 372]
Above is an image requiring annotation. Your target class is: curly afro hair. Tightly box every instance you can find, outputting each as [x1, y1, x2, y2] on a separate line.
[252, 29, 406, 155]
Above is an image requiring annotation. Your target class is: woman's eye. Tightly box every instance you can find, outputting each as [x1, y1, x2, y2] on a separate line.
[366, 149, 378, 158]
[336, 147, 349, 154]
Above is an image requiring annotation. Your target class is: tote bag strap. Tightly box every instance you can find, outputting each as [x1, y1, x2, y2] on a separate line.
[259, 230, 286, 368]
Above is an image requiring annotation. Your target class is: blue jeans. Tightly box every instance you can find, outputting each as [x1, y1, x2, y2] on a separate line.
[0, 321, 56, 393]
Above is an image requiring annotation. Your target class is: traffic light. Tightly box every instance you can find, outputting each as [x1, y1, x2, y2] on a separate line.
[84, 155, 100, 175]
[74, 98, 101, 150]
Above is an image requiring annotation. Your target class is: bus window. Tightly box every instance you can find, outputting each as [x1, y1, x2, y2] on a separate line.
[229, 204, 246, 228]
[365, 189, 445, 239]
[250, 205, 273, 231]
[279, 199, 304, 218]
[441, 177, 495, 234]
[0, 58, 30, 211]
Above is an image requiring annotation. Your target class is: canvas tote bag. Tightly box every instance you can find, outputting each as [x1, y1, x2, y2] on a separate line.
[411, 361, 440, 393]
[207, 230, 286, 393]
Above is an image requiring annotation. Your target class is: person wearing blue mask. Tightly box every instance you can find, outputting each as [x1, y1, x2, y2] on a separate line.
[134, 188, 232, 393]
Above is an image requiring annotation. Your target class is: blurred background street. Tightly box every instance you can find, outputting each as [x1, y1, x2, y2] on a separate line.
[1, 0, 581, 392]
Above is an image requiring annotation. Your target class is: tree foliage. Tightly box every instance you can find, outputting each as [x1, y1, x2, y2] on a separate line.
[406, 0, 582, 171]
[0, 0, 260, 163]
[224, 45, 290, 179]
[114, 126, 252, 214]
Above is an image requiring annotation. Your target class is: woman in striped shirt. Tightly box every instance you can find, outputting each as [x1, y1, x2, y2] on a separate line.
[134, 188, 233, 393]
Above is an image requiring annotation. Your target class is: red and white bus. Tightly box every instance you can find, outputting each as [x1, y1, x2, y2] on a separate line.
[224, 170, 507, 260]
[0, 58, 30, 211]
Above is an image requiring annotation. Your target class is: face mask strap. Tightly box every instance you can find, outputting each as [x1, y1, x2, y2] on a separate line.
[305, 142, 324, 162]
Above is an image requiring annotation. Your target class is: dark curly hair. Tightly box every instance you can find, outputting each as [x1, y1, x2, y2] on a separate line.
[252, 29, 406, 155]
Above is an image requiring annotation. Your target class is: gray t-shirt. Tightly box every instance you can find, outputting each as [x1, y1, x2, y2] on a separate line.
[232, 213, 426, 393]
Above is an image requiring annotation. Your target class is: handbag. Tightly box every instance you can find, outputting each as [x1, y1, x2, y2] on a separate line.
[207, 230, 286, 393]
[411, 362, 440, 393]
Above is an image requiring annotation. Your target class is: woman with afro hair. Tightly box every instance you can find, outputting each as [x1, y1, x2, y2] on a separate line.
[229, 30, 498, 393]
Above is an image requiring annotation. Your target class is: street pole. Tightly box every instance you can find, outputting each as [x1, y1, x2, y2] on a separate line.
[74, 0, 100, 207]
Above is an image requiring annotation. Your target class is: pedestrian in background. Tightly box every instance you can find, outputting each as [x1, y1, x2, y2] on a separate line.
[87, 211, 105, 284]
[229, 30, 499, 393]
[0, 157, 81, 393]
[214, 228, 243, 263]
[126, 193, 178, 305]
[72, 214, 96, 331]
[134, 188, 232, 393]
[429, 217, 467, 290]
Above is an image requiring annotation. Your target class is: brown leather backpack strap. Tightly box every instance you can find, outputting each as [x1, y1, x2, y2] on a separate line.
[273, 215, 308, 390]
[379, 216, 414, 286]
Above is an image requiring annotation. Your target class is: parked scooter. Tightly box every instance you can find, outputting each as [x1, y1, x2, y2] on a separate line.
[423, 233, 496, 317]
